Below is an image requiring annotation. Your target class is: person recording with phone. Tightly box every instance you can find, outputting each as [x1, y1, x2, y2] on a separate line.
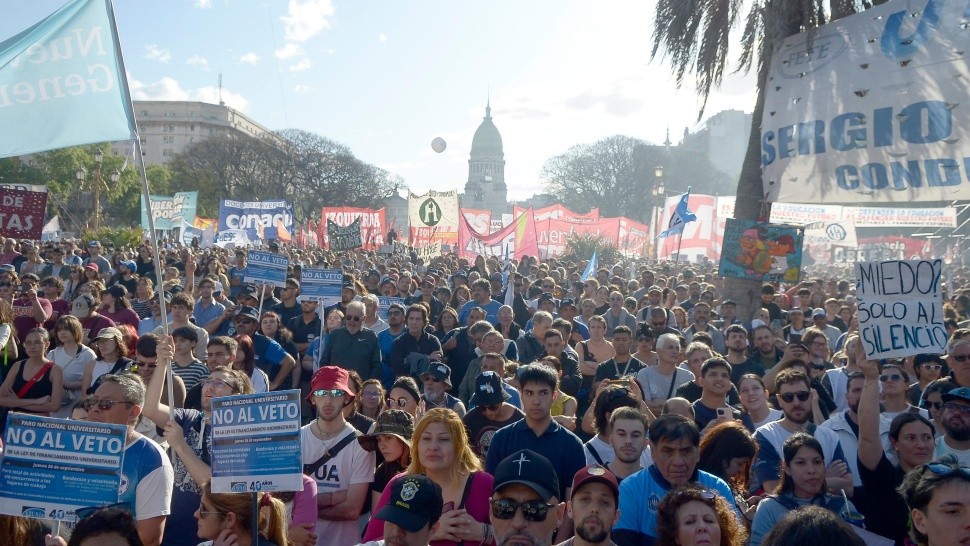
[11, 273, 52, 346]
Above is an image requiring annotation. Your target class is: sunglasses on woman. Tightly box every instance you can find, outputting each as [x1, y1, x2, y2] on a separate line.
[387, 397, 411, 408]
[489, 498, 556, 522]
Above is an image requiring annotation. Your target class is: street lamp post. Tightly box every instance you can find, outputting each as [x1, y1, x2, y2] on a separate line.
[74, 149, 119, 231]
[651, 166, 666, 260]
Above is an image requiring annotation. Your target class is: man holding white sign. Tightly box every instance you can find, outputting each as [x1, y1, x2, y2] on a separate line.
[86, 373, 174, 546]
[855, 259, 947, 361]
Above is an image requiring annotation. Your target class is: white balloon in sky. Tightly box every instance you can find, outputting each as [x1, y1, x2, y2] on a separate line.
[431, 137, 447, 153]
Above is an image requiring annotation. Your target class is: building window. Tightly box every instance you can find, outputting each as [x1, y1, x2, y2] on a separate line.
[162, 149, 174, 157]
[190, 124, 195, 131]
[163, 136, 175, 143]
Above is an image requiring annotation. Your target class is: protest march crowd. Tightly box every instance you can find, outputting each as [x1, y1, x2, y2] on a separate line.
[0, 235, 968, 546]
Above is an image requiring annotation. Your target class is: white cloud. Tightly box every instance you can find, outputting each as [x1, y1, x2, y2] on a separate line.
[143, 44, 171, 64]
[379, 34, 388, 42]
[294, 84, 311, 93]
[281, 0, 334, 43]
[239, 53, 261, 65]
[186, 55, 209, 69]
[289, 59, 312, 73]
[194, 0, 212, 8]
[129, 77, 251, 112]
[275, 43, 304, 60]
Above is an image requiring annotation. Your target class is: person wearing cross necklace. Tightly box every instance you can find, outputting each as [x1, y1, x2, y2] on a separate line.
[300, 366, 374, 546]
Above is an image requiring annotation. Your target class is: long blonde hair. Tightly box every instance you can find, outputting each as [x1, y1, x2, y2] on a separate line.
[407, 408, 482, 482]
[203, 481, 287, 546]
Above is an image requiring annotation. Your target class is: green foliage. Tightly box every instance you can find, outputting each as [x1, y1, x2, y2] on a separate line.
[561, 233, 620, 266]
[81, 226, 144, 249]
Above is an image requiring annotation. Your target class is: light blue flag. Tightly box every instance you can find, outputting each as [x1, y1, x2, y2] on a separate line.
[502, 243, 514, 307]
[0, 0, 137, 158]
[658, 187, 697, 238]
[581, 250, 598, 281]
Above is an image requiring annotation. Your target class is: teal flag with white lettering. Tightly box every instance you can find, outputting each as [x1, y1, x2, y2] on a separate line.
[0, 0, 136, 158]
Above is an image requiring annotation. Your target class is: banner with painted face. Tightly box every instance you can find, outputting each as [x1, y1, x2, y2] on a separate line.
[218, 199, 293, 241]
[719, 219, 804, 283]
[762, 0, 970, 203]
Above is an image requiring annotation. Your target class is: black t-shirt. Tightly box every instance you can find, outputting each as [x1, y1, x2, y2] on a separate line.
[676, 381, 742, 405]
[462, 406, 525, 459]
[594, 357, 647, 382]
[371, 460, 406, 495]
[857, 454, 908, 546]
[692, 400, 742, 430]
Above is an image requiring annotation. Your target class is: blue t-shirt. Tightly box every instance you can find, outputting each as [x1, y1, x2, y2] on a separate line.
[458, 299, 502, 325]
[484, 418, 586, 501]
[119, 435, 173, 520]
[163, 408, 210, 546]
[613, 465, 738, 545]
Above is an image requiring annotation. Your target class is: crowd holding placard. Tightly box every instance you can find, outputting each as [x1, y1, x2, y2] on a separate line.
[0, 236, 968, 546]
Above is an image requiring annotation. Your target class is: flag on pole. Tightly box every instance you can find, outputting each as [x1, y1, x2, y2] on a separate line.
[0, 0, 137, 158]
[502, 244, 515, 307]
[658, 187, 697, 238]
[580, 250, 598, 281]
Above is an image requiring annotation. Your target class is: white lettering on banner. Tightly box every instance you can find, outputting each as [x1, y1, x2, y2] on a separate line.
[224, 213, 292, 230]
[854, 259, 946, 359]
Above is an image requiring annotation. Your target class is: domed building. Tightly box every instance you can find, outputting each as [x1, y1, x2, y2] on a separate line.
[462, 101, 509, 215]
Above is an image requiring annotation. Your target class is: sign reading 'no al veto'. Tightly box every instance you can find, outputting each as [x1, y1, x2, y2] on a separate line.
[855, 259, 946, 360]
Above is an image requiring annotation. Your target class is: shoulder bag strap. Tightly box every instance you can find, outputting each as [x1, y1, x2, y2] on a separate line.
[586, 443, 605, 465]
[302, 430, 359, 476]
[17, 362, 54, 398]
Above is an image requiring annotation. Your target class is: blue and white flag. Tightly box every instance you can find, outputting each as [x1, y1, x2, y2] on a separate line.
[580, 250, 598, 281]
[0, 0, 137, 158]
[658, 187, 697, 238]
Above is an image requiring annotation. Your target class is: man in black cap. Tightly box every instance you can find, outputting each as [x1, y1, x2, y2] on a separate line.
[421, 361, 466, 417]
[324, 280, 358, 320]
[232, 305, 296, 390]
[463, 370, 525, 459]
[358, 474, 442, 546]
[559, 465, 621, 546]
[490, 449, 566, 546]
[557, 298, 589, 346]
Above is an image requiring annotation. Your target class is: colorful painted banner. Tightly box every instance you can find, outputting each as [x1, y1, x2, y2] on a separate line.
[298, 268, 343, 306]
[219, 199, 294, 241]
[458, 207, 539, 260]
[762, 0, 970, 203]
[327, 218, 363, 251]
[210, 390, 304, 493]
[0, 414, 126, 522]
[320, 207, 385, 250]
[409, 190, 459, 247]
[0, 0, 137, 158]
[141, 191, 198, 231]
[855, 259, 945, 359]
[719, 219, 803, 283]
[243, 250, 289, 288]
[0, 187, 47, 240]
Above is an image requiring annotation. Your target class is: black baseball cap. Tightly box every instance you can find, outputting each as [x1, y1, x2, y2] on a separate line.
[375, 475, 443, 532]
[492, 449, 560, 501]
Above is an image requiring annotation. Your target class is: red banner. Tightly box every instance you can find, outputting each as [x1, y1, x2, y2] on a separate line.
[515, 204, 600, 223]
[320, 207, 385, 250]
[461, 208, 492, 234]
[658, 194, 722, 262]
[0, 188, 47, 240]
[618, 217, 650, 256]
[535, 217, 620, 258]
[458, 208, 539, 260]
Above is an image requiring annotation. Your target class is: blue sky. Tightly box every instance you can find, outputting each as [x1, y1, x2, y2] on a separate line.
[2, 0, 757, 200]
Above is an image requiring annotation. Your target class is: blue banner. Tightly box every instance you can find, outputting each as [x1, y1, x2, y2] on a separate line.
[218, 199, 294, 241]
[298, 267, 343, 307]
[378, 296, 404, 320]
[210, 390, 303, 494]
[243, 250, 289, 288]
[140, 191, 198, 231]
[0, 0, 137, 158]
[0, 414, 126, 522]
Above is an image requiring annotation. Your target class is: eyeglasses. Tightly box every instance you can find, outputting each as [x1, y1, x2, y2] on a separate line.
[387, 310, 403, 316]
[313, 389, 345, 398]
[879, 374, 903, 382]
[489, 498, 556, 522]
[672, 488, 716, 505]
[203, 379, 234, 390]
[951, 354, 970, 363]
[363, 391, 382, 398]
[920, 364, 942, 371]
[942, 402, 970, 416]
[923, 401, 944, 411]
[83, 398, 133, 411]
[779, 391, 811, 403]
[345, 315, 362, 322]
[922, 462, 970, 478]
[387, 397, 411, 408]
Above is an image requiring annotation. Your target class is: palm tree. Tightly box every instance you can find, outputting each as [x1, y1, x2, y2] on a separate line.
[651, 0, 886, 321]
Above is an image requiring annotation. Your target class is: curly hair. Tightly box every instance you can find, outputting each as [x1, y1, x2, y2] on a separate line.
[406, 408, 482, 482]
[655, 484, 747, 546]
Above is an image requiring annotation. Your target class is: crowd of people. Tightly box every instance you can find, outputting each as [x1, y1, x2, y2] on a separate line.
[0, 235, 968, 546]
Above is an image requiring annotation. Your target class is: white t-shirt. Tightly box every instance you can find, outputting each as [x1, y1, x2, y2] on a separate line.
[47, 345, 97, 418]
[935, 434, 970, 466]
[301, 422, 375, 546]
[583, 434, 653, 468]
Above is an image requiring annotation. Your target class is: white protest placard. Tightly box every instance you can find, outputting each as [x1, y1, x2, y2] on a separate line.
[298, 268, 343, 307]
[855, 259, 946, 360]
[210, 390, 303, 493]
[0, 414, 127, 522]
